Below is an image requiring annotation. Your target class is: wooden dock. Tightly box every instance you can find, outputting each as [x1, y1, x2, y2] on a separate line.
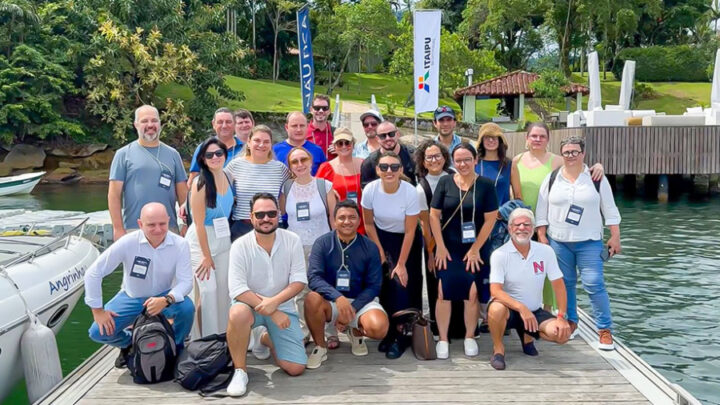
[38, 309, 698, 405]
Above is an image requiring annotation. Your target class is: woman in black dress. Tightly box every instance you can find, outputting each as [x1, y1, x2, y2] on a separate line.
[429, 142, 498, 359]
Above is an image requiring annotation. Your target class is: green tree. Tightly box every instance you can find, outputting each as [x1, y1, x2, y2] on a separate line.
[418, 0, 468, 31]
[530, 69, 568, 112]
[0, 0, 39, 56]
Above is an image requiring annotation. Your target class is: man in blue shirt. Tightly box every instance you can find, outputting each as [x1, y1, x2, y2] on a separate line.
[433, 105, 462, 153]
[187, 107, 245, 187]
[274, 111, 326, 175]
[304, 200, 389, 369]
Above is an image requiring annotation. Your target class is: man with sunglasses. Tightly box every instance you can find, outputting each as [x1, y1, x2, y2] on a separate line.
[187, 107, 245, 188]
[360, 121, 417, 188]
[226, 193, 308, 396]
[433, 105, 462, 153]
[306, 94, 336, 160]
[353, 109, 383, 159]
[274, 111, 327, 175]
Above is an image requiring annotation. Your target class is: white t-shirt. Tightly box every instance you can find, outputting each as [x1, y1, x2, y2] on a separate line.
[489, 240, 563, 312]
[416, 172, 450, 211]
[361, 179, 420, 233]
[286, 179, 333, 247]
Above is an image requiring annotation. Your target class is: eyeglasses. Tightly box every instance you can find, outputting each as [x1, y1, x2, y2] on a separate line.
[424, 153, 444, 162]
[204, 150, 224, 159]
[378, 163, 402, 172]
[253, 210, 279, 220]
[313, 105, 330, 112]
[362, 121, 379, 128]
[377, 131, 397, 140]
[561, 150, 582, 158]
[454, 157, 474, 166]
[335, 140, 352, 147]
[289, 156, 310, 165]
[511, 222, 533, 228]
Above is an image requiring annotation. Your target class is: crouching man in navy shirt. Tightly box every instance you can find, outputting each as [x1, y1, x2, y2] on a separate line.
[304, 200, 390, 369]
[84, 202, 195, 368]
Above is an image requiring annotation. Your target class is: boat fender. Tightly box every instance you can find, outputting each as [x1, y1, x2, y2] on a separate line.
[21, 314, 63, 403]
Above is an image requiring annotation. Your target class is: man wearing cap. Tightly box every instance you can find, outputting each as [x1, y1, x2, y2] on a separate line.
[433, 106, 462, 153]
[187, 107, 245, 188]
[360, 121, 417, 188]
[274, 111, 327, 175]
[353, 110, 383, 159]
[307, 94, 336, 160]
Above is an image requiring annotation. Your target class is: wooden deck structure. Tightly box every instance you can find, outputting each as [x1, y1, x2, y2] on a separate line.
[38, 309, 698, 405]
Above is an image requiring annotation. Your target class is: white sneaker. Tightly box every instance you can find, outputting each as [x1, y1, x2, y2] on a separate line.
[464, 338, 479, 357]
[306, 345, 328, 369]
[436, 340, 449, 359]
[251, 326, 271, 360]
[347, 329, 368, 356]
[247, 327, 255, 352]
[227, 369, 249, 397]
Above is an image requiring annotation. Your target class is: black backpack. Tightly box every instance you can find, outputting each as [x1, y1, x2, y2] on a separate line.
[175, 333, 233, 395]
[127, 310, 177, 384]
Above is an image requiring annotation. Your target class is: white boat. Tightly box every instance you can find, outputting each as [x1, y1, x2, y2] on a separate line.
[0, 172, 45, 197]
[0, 223, 99, 401]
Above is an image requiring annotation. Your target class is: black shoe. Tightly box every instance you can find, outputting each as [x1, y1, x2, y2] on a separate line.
[378, 336, 392, 353]
[385, 337, 406, 359]
[478, 322, 490, 334]
[490, 353, 506, 370]
[115, 346, 131, 368]
[521, 341, 539, 356]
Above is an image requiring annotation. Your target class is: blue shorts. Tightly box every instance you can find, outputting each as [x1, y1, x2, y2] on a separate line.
[232, 301, 307, 365]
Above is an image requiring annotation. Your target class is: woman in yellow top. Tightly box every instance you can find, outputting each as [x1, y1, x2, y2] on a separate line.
[510, 122, 604, 310]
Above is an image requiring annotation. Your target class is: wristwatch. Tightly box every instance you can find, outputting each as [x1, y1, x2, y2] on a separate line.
[164, 295, 175, 306]
[556, 311, 566, 320]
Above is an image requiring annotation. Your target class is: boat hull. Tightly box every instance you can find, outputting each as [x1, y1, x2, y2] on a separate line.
[0, 172, 45, 197]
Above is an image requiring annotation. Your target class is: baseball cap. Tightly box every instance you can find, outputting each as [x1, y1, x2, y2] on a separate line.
[333, 127, 354, 143]
[360, 109, 382, 123]
[433, 105, 456, 121]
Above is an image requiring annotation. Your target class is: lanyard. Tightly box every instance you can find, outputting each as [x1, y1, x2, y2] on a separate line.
[136, 141, 172, 172]
[458, 176, 477, 227]
[480, 160, 502, 187]
[337, 232, 358, 271]
[339, 163, 360, 197]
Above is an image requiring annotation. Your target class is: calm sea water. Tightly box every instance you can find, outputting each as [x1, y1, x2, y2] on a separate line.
[3, 184, 719, 404]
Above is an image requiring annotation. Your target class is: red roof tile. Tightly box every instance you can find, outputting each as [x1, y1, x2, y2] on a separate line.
[453, 70, 589, 101]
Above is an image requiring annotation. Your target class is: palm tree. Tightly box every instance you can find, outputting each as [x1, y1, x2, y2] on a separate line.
[0, 0, 40, 55]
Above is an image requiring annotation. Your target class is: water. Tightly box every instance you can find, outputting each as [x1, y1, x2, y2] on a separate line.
[3, 184, 719, 404]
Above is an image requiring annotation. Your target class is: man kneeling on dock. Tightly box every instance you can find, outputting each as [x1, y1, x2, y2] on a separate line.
[226, 193, 308, 397]
[487, 208, 571, 370]
[85, 203, 195, 368]
[305, 200, 389, 369]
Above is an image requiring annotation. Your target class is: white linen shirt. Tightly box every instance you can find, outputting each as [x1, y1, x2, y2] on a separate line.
[489, 240, 563, 312]
[535, 165, 621, 242]
[84, 230, 193, 309]
[228, 229, 307, 313]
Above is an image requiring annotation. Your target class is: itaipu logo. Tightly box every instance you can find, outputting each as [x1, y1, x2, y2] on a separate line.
[417, 37, 432, 93]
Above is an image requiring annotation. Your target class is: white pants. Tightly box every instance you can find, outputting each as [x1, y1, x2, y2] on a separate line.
[186, 222, 231, 339]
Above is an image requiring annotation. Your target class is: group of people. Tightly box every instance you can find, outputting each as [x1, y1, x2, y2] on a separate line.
[84, 98, 622, 396]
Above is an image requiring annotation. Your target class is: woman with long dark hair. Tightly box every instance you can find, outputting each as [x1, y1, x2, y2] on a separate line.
[186, 138, 233, 338]
[476, 123, 512, 206]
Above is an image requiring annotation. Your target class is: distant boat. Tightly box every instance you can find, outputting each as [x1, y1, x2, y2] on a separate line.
[0, 172, 45, 196]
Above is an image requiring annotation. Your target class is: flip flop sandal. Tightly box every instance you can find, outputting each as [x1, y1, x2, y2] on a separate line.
[327, 335, 340, 350]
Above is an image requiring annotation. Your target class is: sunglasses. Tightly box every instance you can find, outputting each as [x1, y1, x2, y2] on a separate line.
[335, 140, 352, 147]
[204, 150, 225, 159]
[313, 105, 330, 112]
[377, 131, 397, 140]
[289, 156, 310, 165]
[362, 121, 379, 128]
[378, 163, 402, 172]
[253, 210, 279, 220]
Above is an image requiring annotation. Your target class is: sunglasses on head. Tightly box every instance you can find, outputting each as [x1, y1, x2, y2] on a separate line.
[253, 210, 279, 220]
[313, 105, 330, 112]
[289, 156, 310, 165]
[377, 131, 397, 140]
[204, 150, 224, 159]
[362, 121, 379, 128]
[378, 163, 402, 172]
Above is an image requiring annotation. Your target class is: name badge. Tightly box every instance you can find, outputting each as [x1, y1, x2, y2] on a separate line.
[346, 191, 358, 204]
[565, 204, 584, 226]
[296, 202, 310, 221]
[336, 266, 351, 292]
[159, 169, 172, 189]
[130, 256, 151, 279]
[213, 217, 231, 238]
[462, 222, 477, 244]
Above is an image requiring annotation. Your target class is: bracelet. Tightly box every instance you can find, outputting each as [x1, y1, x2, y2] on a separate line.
[556, 311, 566, 319]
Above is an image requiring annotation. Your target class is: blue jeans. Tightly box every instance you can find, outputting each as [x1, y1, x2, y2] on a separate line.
[548, 238, 613, 330]
[88, 290, 195, 348]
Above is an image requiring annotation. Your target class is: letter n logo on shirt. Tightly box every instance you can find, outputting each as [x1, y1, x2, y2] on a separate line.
[533, 261, 545, 274]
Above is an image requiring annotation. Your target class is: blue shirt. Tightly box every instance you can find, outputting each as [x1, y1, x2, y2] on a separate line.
[189, 136, 244, 173]
[434, 133, 462, 153]
[353, 140, 373, 159]
[203, 188, 234, 226]
[273, 140, 327, 176]
[476, 159, 511, 206]
[308, 231, 383, 312]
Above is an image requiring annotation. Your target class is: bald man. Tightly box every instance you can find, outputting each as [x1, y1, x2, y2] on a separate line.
[85, 203, 195, 368]
[273, 111, 327, 175]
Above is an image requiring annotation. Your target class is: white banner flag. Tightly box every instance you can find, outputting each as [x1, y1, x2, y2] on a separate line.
[413, 10, 441, 115]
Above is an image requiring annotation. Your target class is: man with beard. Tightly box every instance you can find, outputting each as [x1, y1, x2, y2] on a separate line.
[487, 208, 571, 370]
[109, 105, 187, 240]
[226, 193, 307, 396]
[353, 109, 382, 159]
[432, 106, 462, 153]
[360, 121, 417, 187]
[306, 94, 336, 159]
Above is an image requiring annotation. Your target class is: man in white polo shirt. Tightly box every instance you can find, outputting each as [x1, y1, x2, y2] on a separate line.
[487, 208, 571, 370]
[85, 202, 194, 368]
[226, 193, 307, 397]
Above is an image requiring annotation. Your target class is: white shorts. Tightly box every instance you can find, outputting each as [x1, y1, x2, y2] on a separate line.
[329, 298, 386, 329]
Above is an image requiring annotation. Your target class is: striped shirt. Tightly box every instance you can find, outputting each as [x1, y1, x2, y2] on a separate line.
[224, 157, 290, 220]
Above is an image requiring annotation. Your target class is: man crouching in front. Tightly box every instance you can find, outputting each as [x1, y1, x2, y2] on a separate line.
[487, 208, 571, 370]
[226, 193, 307, 396]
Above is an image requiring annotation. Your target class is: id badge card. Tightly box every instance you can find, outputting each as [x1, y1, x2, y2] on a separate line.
[296, 202, 310, 221]
[336, 267, 351, 292]
[462, 222, 477, 244]
[213, 217, 231, 238]
[158, 169, 172, 189]
[346, 191, 358, 204]
[565, 204, 584, 225]
[130, 256, 150, 279]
